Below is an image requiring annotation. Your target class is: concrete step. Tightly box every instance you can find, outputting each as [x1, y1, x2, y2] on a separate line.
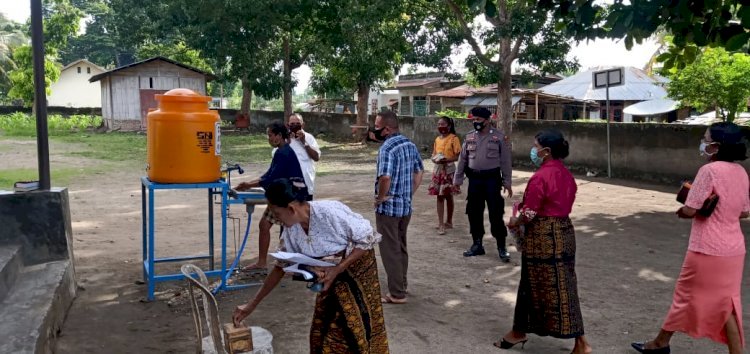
[0, 244, 23, 303]
[0, 260, 76, 354]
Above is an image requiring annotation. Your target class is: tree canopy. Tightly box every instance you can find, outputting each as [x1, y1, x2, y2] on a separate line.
[667, 48, 750, 122]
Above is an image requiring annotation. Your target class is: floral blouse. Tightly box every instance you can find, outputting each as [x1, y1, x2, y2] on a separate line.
[277, 200, 382, 262]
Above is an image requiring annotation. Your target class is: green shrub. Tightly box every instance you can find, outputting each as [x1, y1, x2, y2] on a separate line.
[0, 113, 102, 136]
[435, 109, 467, 119]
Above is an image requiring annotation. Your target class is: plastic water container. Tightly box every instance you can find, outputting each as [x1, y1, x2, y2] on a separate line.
[146, 88, 221, 183]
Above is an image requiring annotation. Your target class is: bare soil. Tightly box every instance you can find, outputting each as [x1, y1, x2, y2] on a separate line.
[2, 139, 748, 354]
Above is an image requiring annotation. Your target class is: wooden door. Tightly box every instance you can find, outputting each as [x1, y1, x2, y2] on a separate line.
[140, 89, 168, 127]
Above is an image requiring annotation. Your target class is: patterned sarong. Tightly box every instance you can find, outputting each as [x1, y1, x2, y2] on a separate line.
[309, 250, 389, 353]
[512, 216, 584, 338]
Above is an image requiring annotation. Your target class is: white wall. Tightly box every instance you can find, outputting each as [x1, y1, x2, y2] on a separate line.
[47, 63, 104, 108]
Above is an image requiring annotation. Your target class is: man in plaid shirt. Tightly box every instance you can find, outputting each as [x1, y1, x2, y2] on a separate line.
[372, 111, 424, 304]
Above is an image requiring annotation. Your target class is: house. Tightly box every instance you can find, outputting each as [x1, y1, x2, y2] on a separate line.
[539, 67, 686, 122]
[361, 88, 400, 114]
[395, 72, 464, 117]
[89, 56, 213, 130]
[47, 59, 106, 108]
[428, 84, 597, 121]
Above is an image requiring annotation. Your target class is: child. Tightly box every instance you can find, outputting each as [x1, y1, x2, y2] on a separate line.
[428, 117, 461, 234]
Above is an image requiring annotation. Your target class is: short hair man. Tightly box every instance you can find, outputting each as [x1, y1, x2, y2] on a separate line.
[373, 110, 424, 303]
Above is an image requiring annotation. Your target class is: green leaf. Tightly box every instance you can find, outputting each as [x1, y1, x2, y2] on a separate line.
[725, 33, 750, 51]
[468, 0, 484, 13]
[655, 52, 672, 63]
[740, 5, 750, 28]
[484, 0, 497, 18]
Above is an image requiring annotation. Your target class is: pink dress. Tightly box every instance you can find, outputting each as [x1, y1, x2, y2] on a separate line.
[662, 161, 749, 346]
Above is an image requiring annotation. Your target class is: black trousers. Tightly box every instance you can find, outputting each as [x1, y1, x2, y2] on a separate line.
[466, 176, 507, 248]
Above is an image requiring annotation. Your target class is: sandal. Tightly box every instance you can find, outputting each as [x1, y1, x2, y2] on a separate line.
[380, 294, 407, 304]
[444, 223, 453, 229]
[438, 226, 446, 235]
[241, 263, 267, 272]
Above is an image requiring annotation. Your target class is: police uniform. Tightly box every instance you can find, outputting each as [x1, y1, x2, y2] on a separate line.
[453, 127, 513, 261]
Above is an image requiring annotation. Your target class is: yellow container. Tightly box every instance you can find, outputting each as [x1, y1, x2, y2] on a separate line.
[147, 88, 221, 183]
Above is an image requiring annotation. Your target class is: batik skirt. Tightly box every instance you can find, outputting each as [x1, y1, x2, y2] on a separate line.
[512, 216, 585, 338]
[428, 162, 459, 196]
[309, 249, 389, 353]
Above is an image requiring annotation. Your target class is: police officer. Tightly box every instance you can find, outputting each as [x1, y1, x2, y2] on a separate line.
[453, 107, 513, 262]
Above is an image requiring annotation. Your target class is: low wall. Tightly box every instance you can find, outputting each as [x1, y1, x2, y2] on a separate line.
[0, 106, 102, 116]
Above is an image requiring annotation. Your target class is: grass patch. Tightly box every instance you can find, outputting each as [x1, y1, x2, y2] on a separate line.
[0, 167, 93, 189]
[0, 112, 103, 136]
[55, 133, 147, 163]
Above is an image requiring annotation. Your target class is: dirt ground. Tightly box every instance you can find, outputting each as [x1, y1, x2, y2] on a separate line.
[2, 138, 749, 354]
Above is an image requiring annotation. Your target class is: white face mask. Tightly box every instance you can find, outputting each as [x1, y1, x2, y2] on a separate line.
[699, 141, 717, 156]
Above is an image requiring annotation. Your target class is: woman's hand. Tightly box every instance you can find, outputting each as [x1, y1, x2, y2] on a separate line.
[232, 303, 256, 326]
[508, 216, 521, 228]
[676, 206, 696, 219]
[318, 265, 344, 292]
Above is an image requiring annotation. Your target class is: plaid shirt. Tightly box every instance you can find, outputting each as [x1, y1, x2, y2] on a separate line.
[375, 133, 424, 217]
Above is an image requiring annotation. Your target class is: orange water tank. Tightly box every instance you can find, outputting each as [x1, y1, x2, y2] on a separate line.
[147, 88, 221, 183]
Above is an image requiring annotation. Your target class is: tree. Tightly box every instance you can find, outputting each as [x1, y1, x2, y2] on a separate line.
[7, 46, 60, 106]
[667, 48, 750, 122]
[7, 0, 82, 107]
[440, 0, 582, 135]
[312, 0, 455, 132]
[553, 1, 750, 70]
[135, 41, 213, 73]
[0, 14, 29, 102]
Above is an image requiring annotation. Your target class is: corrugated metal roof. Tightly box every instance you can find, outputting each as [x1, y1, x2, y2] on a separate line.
[89, 56, 214, 83]
[540, 67, 668, 101]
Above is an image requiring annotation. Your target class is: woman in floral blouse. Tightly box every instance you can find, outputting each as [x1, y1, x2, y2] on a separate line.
[233, 178, 388, 353]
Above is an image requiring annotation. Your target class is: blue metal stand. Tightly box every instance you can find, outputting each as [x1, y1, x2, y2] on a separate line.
[141, 177, 228, 301]
[219, 190, 267, 292]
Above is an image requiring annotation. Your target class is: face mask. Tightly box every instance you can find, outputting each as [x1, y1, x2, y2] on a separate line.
[473, 121, 485, 132]
[438, 126, 450, 135]
[289, 123, 302, 132]
[530, 147, 545, 167]
[372, 127, 386, 141]
[699, 142, 717, 156]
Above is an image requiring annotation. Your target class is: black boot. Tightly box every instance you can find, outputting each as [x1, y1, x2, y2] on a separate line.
[498, 247, 510, 262]
[463, 239, 485, 257]
[497, 238, 510, 262]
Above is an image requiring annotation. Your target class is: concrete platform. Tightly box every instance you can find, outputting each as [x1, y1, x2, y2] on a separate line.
[0, 260, 76, 354]
[0, 244, 22, 302]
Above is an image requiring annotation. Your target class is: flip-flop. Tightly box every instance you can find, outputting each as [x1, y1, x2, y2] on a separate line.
[380, 294, 407, 304]
[241, 264, 267, 272]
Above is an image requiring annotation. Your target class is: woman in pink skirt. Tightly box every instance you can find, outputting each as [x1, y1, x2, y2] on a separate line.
[632, 122, 750, 354]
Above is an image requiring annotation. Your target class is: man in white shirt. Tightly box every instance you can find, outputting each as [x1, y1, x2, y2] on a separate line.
[244, 113, 321, 271]
[286, 113, 320, 199]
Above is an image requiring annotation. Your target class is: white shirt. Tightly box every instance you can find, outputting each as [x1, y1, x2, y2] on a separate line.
[278, 201, 381, 258]
[272, 131, 321, 195]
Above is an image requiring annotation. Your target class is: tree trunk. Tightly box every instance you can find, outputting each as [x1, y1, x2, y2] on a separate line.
[356, 81, 370, 142]
[240, 78, 252, 121]
[496, 64, 513, 136]
[283, 36, 293, 119]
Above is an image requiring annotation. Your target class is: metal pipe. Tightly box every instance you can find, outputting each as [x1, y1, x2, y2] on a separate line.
[606, 84, 612, 178]
[31, 0, 51, 189]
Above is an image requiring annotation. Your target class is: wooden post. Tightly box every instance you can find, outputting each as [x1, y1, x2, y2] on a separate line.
[535, 93, 539, 120]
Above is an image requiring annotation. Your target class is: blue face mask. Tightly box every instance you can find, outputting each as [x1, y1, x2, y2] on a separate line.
[530, 147, 546, 167]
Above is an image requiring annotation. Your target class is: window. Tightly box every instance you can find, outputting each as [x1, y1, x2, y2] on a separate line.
[77, 67, 81, 74]
[149, 77, 153, 89]
[87, 67, 91, 74]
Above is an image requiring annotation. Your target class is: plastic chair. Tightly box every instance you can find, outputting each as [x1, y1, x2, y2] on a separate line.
[181, 264, 225, 354]
[181, 264, 274, 354]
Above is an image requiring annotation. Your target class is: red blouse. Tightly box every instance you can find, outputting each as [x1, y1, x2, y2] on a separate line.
[519, 159, 577, 221]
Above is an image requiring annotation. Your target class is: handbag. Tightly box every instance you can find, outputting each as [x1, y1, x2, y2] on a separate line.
[676, 181, 719, 217]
